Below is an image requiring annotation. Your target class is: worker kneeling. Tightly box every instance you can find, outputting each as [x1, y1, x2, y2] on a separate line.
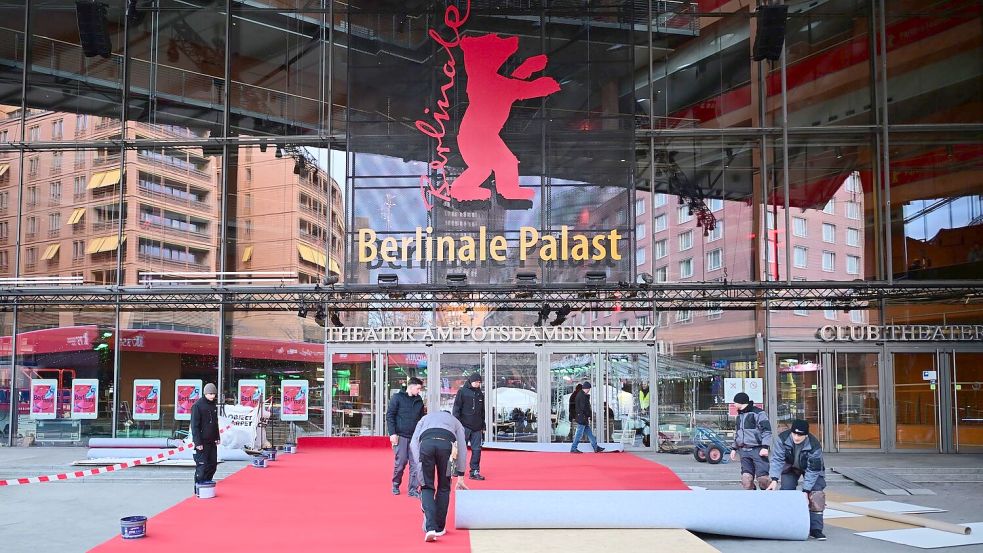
[766, 419, 827, 540]
[410, 410, 468, 543]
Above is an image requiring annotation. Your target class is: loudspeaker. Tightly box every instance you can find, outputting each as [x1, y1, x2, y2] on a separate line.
[753, 5, 788, 62]
[75, 1, 113, 59]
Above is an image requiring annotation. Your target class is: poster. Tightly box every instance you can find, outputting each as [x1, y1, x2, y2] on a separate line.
[238, 379, 266, 408]
[30, 379, 58, 419]
[743, 378, 765, 404]
[281, 380, 309, 421]
[174, 379, 202, 421]
[133, 379, 161, 420]
[70, 379, 99, 419]
[724, 378, 743, 402]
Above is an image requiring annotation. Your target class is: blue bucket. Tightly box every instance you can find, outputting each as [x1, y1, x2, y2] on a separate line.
[196, 480, 216, 499]
[262, 448, 277, 461]
[120, 516, 147, 539]
[252, 457, 267, 468]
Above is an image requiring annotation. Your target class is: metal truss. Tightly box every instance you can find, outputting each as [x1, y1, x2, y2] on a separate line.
[1, 281, 980, 312]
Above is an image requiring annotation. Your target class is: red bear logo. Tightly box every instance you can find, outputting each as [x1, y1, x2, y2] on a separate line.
[451, 34, 560, 202]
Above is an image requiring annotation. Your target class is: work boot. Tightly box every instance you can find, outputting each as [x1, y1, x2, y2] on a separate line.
[809, 530, 827, 541]
[594, 446, 606, 453]
[570, 449, 583, 454]
[392, 484, 400, 495]
[469, 470, 486, 480]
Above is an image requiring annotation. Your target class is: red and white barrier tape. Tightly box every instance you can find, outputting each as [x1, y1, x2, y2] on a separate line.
[0, 424, 233, 487]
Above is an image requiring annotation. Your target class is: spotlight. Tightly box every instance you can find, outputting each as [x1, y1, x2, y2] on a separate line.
[314, 304, 326, 324]
[259, 142, 268, 153]
[76, 0, 113, 58]
[329, 310, 343, 327]
[323, 274, 339, 286]
[378, 274, 399, 288]
[534, 304, 552, 327]
[515, 272, 538, 287]
[446, 273, 467, 288]
[551, 304, 572, 326]
[637, 273, 654, 285]
[297, 303, 308, 318]
[753, 5, 789, 62]
[585, 271, 607, 286]
[275, 146, 283, 158]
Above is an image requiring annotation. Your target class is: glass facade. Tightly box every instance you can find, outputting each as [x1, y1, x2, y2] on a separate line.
[0, 1, 980, 452]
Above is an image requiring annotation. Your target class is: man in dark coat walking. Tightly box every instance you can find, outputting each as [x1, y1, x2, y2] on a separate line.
[452, 372, 486, 480]
[570, 381, 605, 453]
[387, 377, 425, 496]
[190, 382, 220, 495]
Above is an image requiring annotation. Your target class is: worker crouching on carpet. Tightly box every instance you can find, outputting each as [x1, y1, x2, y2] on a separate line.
[766, 419, 827, 540]
[387, 377, 425, 497]
[191, 382, 220, 495]
[410, 410, 468, 543]
[729, 392, 772, 490]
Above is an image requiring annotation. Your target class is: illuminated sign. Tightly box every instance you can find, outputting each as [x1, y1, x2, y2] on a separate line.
[818, 325, 983, 342]
[327, 326, 658, 343]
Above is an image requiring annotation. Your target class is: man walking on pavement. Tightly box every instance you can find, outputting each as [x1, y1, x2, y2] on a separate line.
[570, 381, 605, 453]
[766, 419, 828, 540]
[388, 377, 425, 496]
[452, 372, 486, 480]
[410, 410, 468, 543]
[190, 382, 220, 496]
[729, 392, 772, 490]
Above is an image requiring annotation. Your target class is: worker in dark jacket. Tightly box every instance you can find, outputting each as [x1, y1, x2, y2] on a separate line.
[387, 377, 425, 496]
[729, 392, 772, 490]
[452, 372, 486, 480]
[190, 382, 220, 495]
[567, 383, 583, 439]
[570, 381, 605, 453]
[767, 419, 827, 540]
[410, 410, 468, 543]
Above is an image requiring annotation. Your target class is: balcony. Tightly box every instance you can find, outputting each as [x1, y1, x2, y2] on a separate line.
[138, 220, 211, 243]
[91, 221, 120, 232]
[48, 197, 61, 207]
[136, 151, 212, 182]
[48, 229, 60, 238]
[93, 154, 121, 168]
[137, 252, 209, 271]
[137, 184, 211, 213]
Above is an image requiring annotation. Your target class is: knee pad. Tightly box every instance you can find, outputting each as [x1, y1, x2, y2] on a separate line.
[808, 490, 826, 512]
[756, 476, 772, 490]
[740, 473, 756, 490]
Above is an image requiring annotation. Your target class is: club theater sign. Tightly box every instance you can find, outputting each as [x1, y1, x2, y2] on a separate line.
[819, 325, 983, 342]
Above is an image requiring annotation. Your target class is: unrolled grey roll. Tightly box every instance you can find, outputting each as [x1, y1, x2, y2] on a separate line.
[85, 447, 252, 461]
[482, 442, 624, 453]
[88, 438, 176, 448]
[455, 490, 811, 540]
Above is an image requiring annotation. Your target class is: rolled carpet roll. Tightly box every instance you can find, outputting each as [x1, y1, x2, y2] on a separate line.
[456, 490, 811, 540]
[88, 438, 177, 448]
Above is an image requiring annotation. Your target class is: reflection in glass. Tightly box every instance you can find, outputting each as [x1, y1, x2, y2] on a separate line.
[331, 352, 374, 437]
[491, 353, 537, 442]
[776, 352, 823, 447]
[893, 352, 939, 450]
[835, 353, 880, 449]
[549, 353, 594, 443]
[953, 353, 983, 453]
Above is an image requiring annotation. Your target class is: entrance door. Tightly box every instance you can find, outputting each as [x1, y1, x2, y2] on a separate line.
[834, 352, 881, 449]
[548, 351, 597, 443]
[602, 352, 651, 447]
[329, 351, 377, 437]
[952, 352, 983, 453]
[775, 352, 826, 447]
[892, 352, 943, 451]
[489, 352, 538, 443]
[381, 351, 430, 435]
[438, 351, 485, 416]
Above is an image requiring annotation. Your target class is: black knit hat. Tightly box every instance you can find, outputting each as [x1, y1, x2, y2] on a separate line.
[733, 392, 750, 404]
[582, 381, 592, 390]
[791, 419, 809, 435]
[468, 372, 483, 384]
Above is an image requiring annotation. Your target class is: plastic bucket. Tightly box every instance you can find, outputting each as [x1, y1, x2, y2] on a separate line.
[120, 516, 147, 539]
[252, 457, 267, 468]
[262, 448, 277, 461]
[282, 444, 295, 454]
[196, 481, 216, 499]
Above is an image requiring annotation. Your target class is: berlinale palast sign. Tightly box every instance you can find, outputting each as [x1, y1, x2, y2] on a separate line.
[327, 326, 658, 343]
[819, 325, 983, 342]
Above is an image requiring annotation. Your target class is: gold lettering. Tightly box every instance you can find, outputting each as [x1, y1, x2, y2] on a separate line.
[489, 236, 507, 261]
[571, 235, 589, 261]
[607, 229, 623, 260]
[437, 236, 455, 261]
[380, 237, 398, 262]
[358, 229, 377, 262]
[520, 227, 539, 261]
[541, 235, 558, 261]
[459, 237, 476, 261]
[591, 234, 608, 260]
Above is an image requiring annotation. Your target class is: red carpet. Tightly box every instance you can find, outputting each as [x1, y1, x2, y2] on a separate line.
[91, 440, 686, 552]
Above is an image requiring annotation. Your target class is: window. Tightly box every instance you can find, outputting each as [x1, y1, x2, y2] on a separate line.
[245, 167, 252, 182]
[0, 250, 7, 269]
[26, 185, 39, 206]
[679, 258, 693, 278]
[655, 266, 668, 283]
[74, 149, 85, 168]
[29, 157, 39, 175]
[74, 176, 86, 197]
[675, 310, 692, 323]
[822, 251, 836, 272]
[635, 223, 646, 239]
[707, 306, 723, 320]
[846, 201, 861, 220]
[49, 181, 62, 201]
[636, 247, 646, 266]
[25, 247, 37, 266]
[824, 307, 838, 320]
[822, 223, 836, 243]
[26, 216, 38, 236]
[51, 151, 62, 171]
[0, 221, 7, 240]
[707, 198, 724, 212]
[793, 217, 807, 237]
[678, 230, 693, 251]
[846, 227, 861, 247]
[654, 239, 668, 259]
[73, 240, 85, 260]
[635, 198, 645, 216]
[678, 206, 693, 224]
[707, 221, 723, 242]
[793, 277, 809, 315]
[823, 198, 835, 214]
[29, 125, 40, 141]
[707, 248, 723, 271]
[76, 113, 88, 132]
[0, 191, 7, 210]
[847, 255, 860, 275]
[654, 214, 667, 232]
[766, 211, 775, 230]
[51, 119, 64, 140]
[653, 193, 666, 207]
[850, 310, 865, 324]
[48, 212, 60, 229]
[845, 174, 861, 193]
[793, 246, 808, 268]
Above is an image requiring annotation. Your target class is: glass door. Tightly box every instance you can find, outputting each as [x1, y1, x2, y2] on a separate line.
[489, 352, 538, 443]
[834, 352, 881, 449]
[603, 352, 651, 448]
[329, 351, 377, 436]
[548, 351, 597, 443]
[952, 352, 983, 453]
[775, 352, 826, 447]
[892, 352, 942, 451]
[382, 351, 430, 434]
[438, 351, 486, 423]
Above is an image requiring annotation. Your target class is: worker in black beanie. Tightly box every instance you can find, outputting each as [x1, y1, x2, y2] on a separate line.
[452, 372, 486, 480]
[191, 382, 220, 495]
[730, 392, 772, 490]
[767, 419, 828, 540]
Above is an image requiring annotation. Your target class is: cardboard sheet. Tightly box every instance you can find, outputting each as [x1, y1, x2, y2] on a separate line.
[845, 500, 946, 514]
[856, 522, 983, 549]
[469, 529, 719, 553]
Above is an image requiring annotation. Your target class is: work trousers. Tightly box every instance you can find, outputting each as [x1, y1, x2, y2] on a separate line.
[419, 437, 453, 533]
[464, 428, 482, 472]
[392, 436, 420, 489]
[780, 470, 827, 532]
[193, 443, 217, 486]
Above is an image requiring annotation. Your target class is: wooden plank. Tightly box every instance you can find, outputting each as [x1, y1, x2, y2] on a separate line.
[835, 468, 910, 495]
[876, 471, 937, 496]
